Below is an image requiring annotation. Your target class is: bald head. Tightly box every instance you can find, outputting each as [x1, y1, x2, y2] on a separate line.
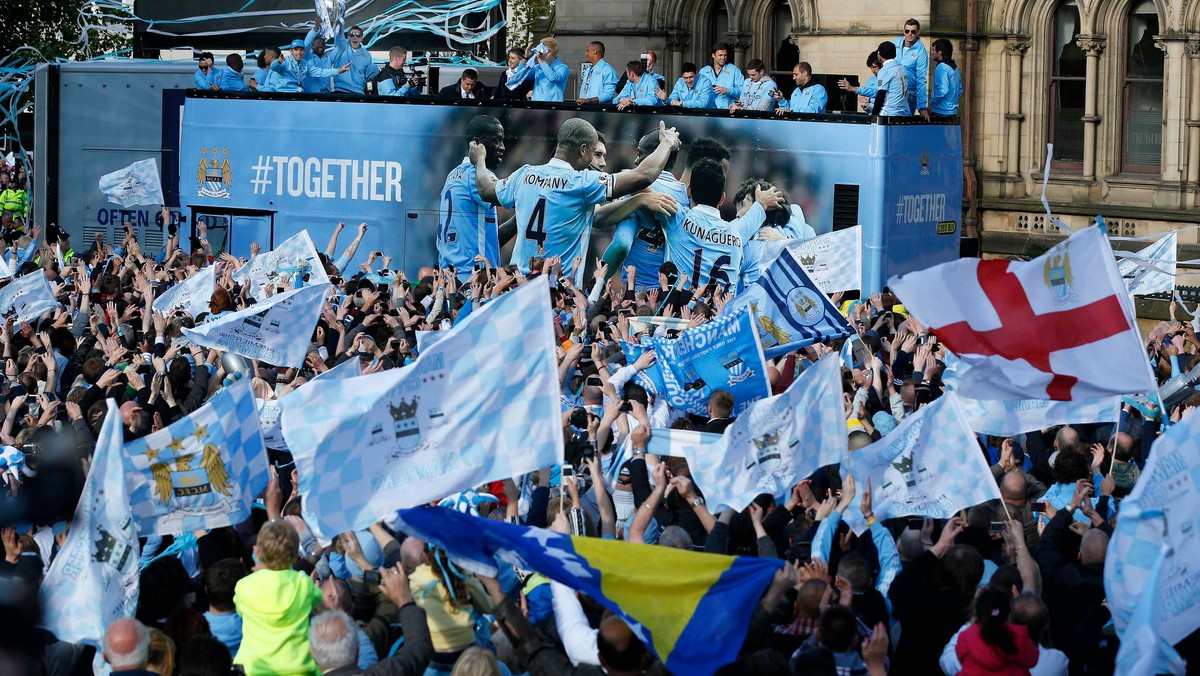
[104, 618, 151, 671]
[597, 614, 650, 673]
[897, 528, 927, 561]
[400, 536, 426, 574]
[1112, 431, 1135, 461]
[796, 579, 827, 619]
[1055, 426, 1080, 454]
[1080, 528, 1109, 565]
[1000, 471, 1028, 502]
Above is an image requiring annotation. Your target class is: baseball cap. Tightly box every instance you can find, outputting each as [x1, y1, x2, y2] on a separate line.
[288, 39, 306, 50]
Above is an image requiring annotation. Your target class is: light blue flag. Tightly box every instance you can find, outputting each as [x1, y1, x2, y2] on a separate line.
[1114, 542, 1186, 675]
[257, 357, 362, 451]
[619, 338, 669, 397]
[647, 305, 770, 417]
[942, 351, 1122, 436]
[672, 354, 846, 511]
[280, 277, 563, 540]
[1106, 407, 1200, 649]
[124, 378, 268, 536]
[153, 264, 216, 318]
[40, 401, 140, 647]
[724, 248, 854, 359]
[98, 158, 165, 208]
[182, 283, 329, 369]
[841, 391, 1001, 534]
[0, 271, 59, 324]
[232, 230, 330, 302]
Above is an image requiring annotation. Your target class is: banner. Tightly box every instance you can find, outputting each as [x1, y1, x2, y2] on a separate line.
[280, 277, 563, 539]
[153, 264, 216, 318]
[1106, 408, 1200, 647]
[619, 339, 669, 397]
[233, 231, 330, 302]
[0, 271, 58, 324]
[258, 357, 362, 451]
[98, 158, 165, 208]
[647, 305, 770, 417]
[942, 352, 1122, 436]
[724, 248, 853, 359]
[40, 401, 140, 646]
[677, 355, 846, 511]
[182, 283, 329, 368]
[395, 506, 783, 676]
[1118, 231, 1176, 296]
[124, 378, 268, 535]
[841, 392, 1001, 533]
[785, 225, 863, 292]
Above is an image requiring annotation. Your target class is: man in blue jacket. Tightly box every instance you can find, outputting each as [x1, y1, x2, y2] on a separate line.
[892, 18, 929, 119]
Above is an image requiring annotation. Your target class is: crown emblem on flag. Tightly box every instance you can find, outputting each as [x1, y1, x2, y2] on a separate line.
[800, 255, 817, 266]
[389, 397, 422, 454]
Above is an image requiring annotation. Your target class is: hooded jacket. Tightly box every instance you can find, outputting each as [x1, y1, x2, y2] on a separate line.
[955, 622, 1040, 676]
[233, 568, 323, 675]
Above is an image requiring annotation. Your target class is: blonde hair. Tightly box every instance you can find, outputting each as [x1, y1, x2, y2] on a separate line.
[451, 647, 501, 676]
[146, 628, 175, 676]
[540, 37, 559, 55]
[257, 519, 299, 570]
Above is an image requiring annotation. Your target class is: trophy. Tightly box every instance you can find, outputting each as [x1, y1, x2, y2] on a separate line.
[314, 0, 347, 41]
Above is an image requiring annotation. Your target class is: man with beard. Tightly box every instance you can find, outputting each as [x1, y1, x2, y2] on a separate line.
[437, 116, 507, 280]
[302, 22, 338, 93]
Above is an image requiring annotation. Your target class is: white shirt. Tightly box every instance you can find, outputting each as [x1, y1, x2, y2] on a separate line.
[461, 86, 475, 99]
[551, 581, 600, 665]
[941, 622, 1069, 675]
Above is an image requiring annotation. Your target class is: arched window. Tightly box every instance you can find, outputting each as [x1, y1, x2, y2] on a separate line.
[1122, 0, 1163, 172]
[1048, 0, 1085, 169]
[708, 4, 729, 57]
[772, 2, 797, 74]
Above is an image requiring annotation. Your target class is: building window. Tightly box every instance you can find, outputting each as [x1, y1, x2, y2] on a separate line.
[1048, 0, 1085, 168]
[772, 3, 797, 74]
[1122, 0, 1163, 172]
[709, 4, 729, 56]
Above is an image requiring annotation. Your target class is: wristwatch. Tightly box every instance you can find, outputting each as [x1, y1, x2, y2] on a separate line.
[692, 496, 705, 507]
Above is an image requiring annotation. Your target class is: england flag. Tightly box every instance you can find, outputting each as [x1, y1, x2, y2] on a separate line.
[889, 226, 1155, 401]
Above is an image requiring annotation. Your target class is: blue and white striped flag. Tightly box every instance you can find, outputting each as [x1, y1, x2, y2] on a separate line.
[154, 265, 216, 318]
[619, 339, 669, 397]
[182, 283, 329, 369]
[40, 401, 140, 647]
[841, 392, 1000, 534]
[675, 354, 846, 511]
[280, 277, 563, 540]
[943, 351, 1122, 435]
[233, 231, 330, 302]
[1118, 231, 1176, 296]
[1106, 407, 1200, 651]
[0, 271, 58, 325]
[724, 248, 853, 359]
[124, 378, 268, 536]
[648, 305, 770, 417]
[98, 158, 164, 208]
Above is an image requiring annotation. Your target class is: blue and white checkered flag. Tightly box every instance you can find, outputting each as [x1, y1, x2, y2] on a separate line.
[182, 283, 328, 369]
[724, 248, 853, 359]
[233, 231, 330, 302]
[1117, 231, 1176, 296]
[648, 305, 770, 418]
[1106, 407, 1200, 650]
[841, 391, 1000, 534]
[40, 401, 140, 647]
[98, 158, 164, 208]
[677, 354, 847, 511]
[258, 357, 361, 451]
[1113, 541, 1186, 674]
[0, 271, 58, 325]
[124, 378, 268, 536]
[154, 264, 216, 318]
[280, 276, 563, 541]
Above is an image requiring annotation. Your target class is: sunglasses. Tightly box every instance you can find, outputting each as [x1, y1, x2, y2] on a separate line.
[348, 32, 363, 38]
[904, 28, 918, 34]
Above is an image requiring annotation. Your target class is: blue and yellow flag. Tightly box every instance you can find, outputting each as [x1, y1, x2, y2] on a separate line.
[395, 506, 782, 675]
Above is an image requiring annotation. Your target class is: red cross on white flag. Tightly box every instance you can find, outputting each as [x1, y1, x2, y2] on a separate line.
[889, 226, 1156, 401]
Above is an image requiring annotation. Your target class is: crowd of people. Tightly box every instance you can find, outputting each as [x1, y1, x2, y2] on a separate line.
[188, 11, 962, 118]
[0, 108, 1192, 676]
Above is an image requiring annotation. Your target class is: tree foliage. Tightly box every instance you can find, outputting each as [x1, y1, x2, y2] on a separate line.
[1, 0, 131, 63]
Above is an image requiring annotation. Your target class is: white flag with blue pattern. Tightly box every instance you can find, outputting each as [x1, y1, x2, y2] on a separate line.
[258, 357, 362, 451]
[154, 265, 216, 318]
[280, 277, 563, 540]
[724, 248, 853, 359]
[98, 158, 164, 208]
[943, 351, 1122, 435]
[648, 305, 770, 417]
[676, 355, 847, 511]
[1118, 231, 1176, 296]
[0, 271, 58, 325]
[841, 392, 1000, 534]
[124, 378, 268, 536]
[40, 401, 140, 646]
[182, 283, 329, 369]
[233, 230, 330, 302]
[1113, 541, 1186, 675]
[1106, 407, 1200, 649]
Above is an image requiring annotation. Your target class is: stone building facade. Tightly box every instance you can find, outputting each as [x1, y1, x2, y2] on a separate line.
[549, 0, 1200, 267]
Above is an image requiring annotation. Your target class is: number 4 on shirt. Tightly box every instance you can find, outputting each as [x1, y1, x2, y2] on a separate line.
[525, 197, 548, 254]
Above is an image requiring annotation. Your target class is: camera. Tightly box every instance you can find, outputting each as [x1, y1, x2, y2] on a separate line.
[406, 68, 427, 90]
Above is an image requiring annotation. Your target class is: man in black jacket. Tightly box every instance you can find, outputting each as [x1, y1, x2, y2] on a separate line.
[437, 69, 491, 100]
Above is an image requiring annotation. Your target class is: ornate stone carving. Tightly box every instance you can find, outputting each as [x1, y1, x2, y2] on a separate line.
[666, 30, 691, 51]
[1003, 37, 1030, 55]
[1076, 35, 1106, 56]
[725, 31, 753, 52]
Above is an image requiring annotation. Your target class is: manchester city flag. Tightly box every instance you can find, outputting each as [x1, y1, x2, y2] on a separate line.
[725, 247, 853, 359]
[395, 506, 783, 676]
[98, 158, 165, 208]
[124, 378, 269, 536]
[182, 283, 329, 369]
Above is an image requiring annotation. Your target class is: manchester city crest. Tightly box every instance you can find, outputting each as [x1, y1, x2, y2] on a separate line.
[1043, 247, 1075, 303]
[197, 147, 232, 199]
[785, 287, 824, 325]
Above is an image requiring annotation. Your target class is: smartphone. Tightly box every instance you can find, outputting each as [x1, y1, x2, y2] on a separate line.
[43, 392, 58, 403]
[561, 463, 574, 479]
[906, 517, 923, 530]
[585, 375, 602, 387]
[1030, 502, 1046, 513]
[989, 521, 1007, 533]
[372, 251, 384, 258]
